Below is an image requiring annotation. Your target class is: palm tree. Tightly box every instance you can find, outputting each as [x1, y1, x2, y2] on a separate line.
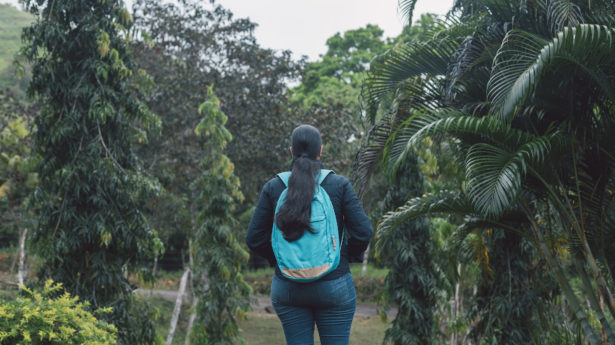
[358, 0, 615, 343]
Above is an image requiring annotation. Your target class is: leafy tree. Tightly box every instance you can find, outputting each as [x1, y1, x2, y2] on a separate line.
[189, 85, 251, 344]
[0, 89, 38, 248]
[359, 0, 615, 343]
[20, 0, 162, 343]
[132, 0, 302, 206]
[131, 0, 361, 269]
[375, 155, 437, 345]
[291, 24, 388, 114]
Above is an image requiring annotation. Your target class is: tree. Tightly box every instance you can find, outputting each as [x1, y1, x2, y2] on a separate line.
[131, 0, 361, 269]
[189, 85, 251, 344]
[291, 24, 388, 113]
[359, 0, 615, 343]
[375, 155, 437, 345]
[132, 0, 303, 206]
[20, 0, 162, 343]
[0, 89, 38, 251]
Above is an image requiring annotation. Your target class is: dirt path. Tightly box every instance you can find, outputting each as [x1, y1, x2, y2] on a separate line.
[135, 289, 397, 319]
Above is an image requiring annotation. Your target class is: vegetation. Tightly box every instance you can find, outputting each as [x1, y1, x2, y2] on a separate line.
[357, 0, 615, 343]
[189, 86, 251, 344]
[2, 0, 615, 343]
[20, 0, 162, 343]
[0, 89, 38, 247]
[0, 280, 117, 345]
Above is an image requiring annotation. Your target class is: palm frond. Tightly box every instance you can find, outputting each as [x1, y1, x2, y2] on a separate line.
[398, 0, 418, 26]
[445, 30, 490, 102]
[378, 190, 474, 235]
[488, 25, 615, 121]
[387, 109, 551, 173]
[352, 112, 397, 199]
[362, 37, 461, 122]
[465, 130, 563, 218]
[547, 0, 584, 33]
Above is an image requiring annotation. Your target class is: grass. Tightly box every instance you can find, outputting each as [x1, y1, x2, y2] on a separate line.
[349, 263, 389, 279]
[150, 296, 389, 345]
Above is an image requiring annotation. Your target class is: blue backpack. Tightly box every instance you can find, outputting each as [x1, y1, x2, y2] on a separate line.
[272, 169, 341, 282]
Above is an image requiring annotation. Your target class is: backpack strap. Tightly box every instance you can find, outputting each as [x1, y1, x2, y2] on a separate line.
[318, 169, 334, 185]
[277, 171, 292, 187]
[277, 169, 335, 188]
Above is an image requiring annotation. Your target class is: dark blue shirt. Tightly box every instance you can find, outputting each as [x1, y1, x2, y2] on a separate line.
[246, 170, 373, 281]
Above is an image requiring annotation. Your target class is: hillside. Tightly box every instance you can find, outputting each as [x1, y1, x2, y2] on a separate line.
[0, 4, 33, 92]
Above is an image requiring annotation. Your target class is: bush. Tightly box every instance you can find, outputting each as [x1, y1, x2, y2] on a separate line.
[0, 280, 117, 345]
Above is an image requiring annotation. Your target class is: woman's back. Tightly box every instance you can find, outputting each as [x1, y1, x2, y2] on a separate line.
[245, 124, 372, 345]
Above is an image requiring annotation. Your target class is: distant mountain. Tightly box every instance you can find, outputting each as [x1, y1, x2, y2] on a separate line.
[0, 4, 33, 94]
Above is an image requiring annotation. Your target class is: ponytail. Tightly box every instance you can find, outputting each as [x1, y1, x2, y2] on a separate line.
[275, 124, 323, 241]
[275, 156, 321, 241]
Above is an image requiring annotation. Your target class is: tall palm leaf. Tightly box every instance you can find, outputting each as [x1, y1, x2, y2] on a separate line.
[362, 37, 461, 121]
[398, 0, 418, 26]
[546, 0, 584, 33]
[488, 25, 615, 121]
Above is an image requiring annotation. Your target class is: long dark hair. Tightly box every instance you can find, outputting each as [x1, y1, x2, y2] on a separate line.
[275, 125, 322, 242]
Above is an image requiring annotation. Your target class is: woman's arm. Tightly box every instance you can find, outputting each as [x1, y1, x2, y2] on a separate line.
[341, 178, 373, 262]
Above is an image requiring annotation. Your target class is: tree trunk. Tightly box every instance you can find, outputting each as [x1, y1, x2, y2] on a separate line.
[166, 267, 190, 345]
[17, 228, 28, 288]
[150, 253, 158, 297]
[184, 296, 199, 345]
[361, 244, 370, 277]
[184, 238, 197, 345]
[9, 245, 18, 275]
[450, 263, 461, 345]
[574, 259, 615, 343]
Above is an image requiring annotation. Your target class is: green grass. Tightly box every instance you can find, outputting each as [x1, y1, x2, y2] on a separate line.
[349, 263, 389, 279]
[150, 296, 389, 345]
[0, 4, 33, 93]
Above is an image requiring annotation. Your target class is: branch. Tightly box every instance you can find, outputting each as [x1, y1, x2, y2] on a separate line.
[0, 280, 19, 288]
[97, 121, 127, 174]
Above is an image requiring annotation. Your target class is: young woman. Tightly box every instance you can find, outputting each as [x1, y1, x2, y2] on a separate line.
[246, 124, 373, 345]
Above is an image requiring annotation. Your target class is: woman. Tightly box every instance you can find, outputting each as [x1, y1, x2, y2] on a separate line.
[246, 124, 373, 345]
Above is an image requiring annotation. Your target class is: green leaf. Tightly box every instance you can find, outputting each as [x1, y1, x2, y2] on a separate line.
[488, 25, 615, 121]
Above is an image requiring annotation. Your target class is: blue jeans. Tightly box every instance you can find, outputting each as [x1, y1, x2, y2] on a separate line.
[271, 272, 357, 345]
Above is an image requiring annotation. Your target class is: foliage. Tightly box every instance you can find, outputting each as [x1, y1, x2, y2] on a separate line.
[375, 155, 437, 345]
[0, 280, 117, 345]
[189, 86, 251, 345]
[291, 24, 388, 112]
[131, 0, 311, 270]
[132, 0, 302, 206]
[358, 0, 615, 343]
[466, 229, 559, 344]
[20, 0, 162, 342]
[0, 88, 39, 247]
[131, 0, 363, 270]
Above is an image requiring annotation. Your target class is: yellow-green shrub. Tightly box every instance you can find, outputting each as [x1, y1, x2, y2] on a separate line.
[0, 280, 117, 345]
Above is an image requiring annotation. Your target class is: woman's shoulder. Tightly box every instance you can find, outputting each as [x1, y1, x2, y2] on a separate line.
[323, 171, 350, 186]
[262, 174, 287, 196]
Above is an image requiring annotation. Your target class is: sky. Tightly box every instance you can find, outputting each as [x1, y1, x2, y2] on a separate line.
[215, 0, 454, 60]
[1, 0, 454, 61]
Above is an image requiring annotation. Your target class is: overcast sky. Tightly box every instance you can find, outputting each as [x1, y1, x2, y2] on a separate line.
[2, 0, 454, 60]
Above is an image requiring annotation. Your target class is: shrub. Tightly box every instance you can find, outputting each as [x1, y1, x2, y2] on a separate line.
[0, 280, 117, 345]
